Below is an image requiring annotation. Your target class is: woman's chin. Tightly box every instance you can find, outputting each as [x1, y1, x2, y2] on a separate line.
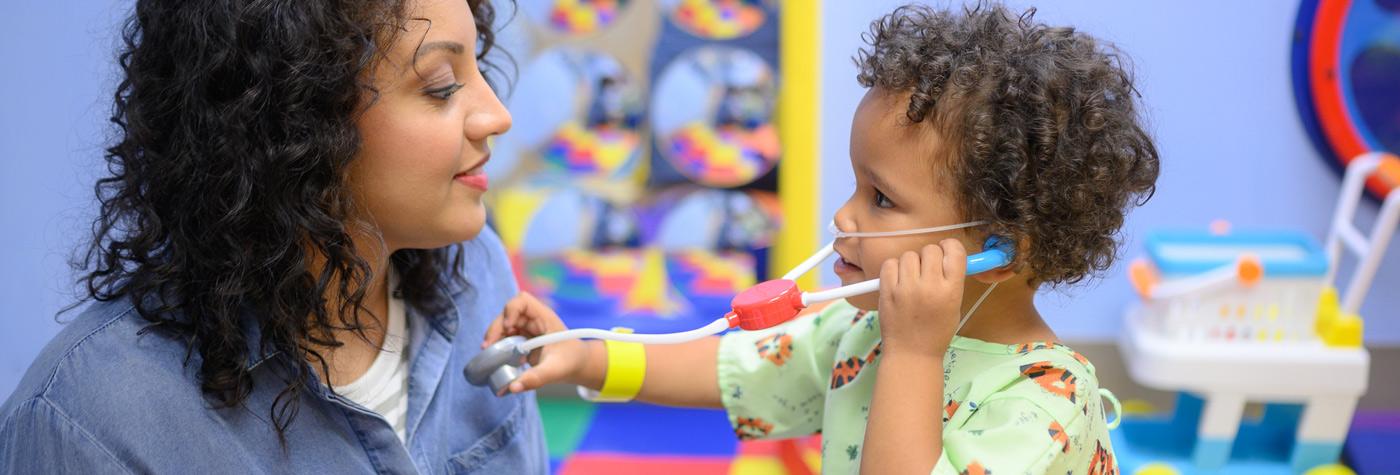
[457, 202, 487, 238]
[454, 220, 487, 244]
[414, 206, 487, 249]
[454, 221, 486, 243]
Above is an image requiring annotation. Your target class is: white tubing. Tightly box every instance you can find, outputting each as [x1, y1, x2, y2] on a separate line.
[784, 242, 835, 281]
[515, 238, 839, 352]
[828, 220, 987, 238]
[513, 239, 833, 352]
[955, 281, 998, 335]
[802, 278, 879, 305]
[517, 317, 730, 352]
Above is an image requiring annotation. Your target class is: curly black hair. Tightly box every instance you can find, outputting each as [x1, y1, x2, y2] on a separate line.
[855, 3, 1160, 286]
[79, 0, 504, 443]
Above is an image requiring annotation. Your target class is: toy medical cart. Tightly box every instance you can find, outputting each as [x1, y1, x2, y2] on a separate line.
[1119, 152, 1400, 473]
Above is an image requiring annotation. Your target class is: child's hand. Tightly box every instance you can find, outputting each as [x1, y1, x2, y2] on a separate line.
[877, 239, 967, 359]
[482, 292, 598, 394]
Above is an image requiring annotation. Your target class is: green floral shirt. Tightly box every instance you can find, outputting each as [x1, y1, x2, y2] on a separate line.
[717, 300, 1119, 475]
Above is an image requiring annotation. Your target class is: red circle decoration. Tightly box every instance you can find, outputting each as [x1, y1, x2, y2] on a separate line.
[1293, 0, 1400, 198]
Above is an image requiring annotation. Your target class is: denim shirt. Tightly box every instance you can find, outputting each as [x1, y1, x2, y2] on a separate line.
[0, 228, 548, 474]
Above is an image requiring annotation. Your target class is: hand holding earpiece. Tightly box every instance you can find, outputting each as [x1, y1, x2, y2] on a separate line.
[877, 239, 967, 359]
[482, 292, 595, 394]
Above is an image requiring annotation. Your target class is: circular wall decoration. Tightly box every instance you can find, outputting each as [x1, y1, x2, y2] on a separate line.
[661, 0, 771, 40]
[522, 0, 630, 36]
[504, 48, 646, 182]
[636, 186, 782, 250]
[1292, 0, 1400, 198]
[651, 46, 779, 188]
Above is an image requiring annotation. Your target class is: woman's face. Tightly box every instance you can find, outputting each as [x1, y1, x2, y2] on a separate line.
[349, 0, 510, 252]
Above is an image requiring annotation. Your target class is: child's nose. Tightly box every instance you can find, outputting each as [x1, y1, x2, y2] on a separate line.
[832, 205, 857, 238]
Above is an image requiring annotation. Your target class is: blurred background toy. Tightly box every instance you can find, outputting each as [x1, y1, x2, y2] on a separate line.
[1113, 152, 1400, 474]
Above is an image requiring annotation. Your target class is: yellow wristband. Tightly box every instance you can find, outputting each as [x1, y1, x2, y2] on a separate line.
[579, 328, 646, 402]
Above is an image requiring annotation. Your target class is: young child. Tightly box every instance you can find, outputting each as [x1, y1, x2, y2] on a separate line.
[485, 4, 1158, 474]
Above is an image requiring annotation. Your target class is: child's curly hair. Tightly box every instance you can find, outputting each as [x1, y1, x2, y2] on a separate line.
[855, 3, 1160, 286]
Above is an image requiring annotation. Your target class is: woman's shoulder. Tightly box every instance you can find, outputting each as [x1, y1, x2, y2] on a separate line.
[2, 298, 200, 422]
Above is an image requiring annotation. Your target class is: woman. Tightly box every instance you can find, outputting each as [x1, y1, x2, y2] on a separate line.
[0, 0, 546, 472]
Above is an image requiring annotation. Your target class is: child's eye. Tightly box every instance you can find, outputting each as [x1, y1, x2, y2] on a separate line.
[874, 189, 894, 209]
[425, 83, 464, 100]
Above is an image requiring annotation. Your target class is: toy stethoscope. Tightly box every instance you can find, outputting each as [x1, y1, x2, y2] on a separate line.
[465, 221, 1016, 395]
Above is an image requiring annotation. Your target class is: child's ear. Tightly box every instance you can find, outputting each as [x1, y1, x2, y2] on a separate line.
[971, 266, 1017, 285]
[967, 232, 1025, 285]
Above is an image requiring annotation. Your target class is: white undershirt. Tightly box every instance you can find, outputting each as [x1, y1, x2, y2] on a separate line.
[333, 270, 411, 442]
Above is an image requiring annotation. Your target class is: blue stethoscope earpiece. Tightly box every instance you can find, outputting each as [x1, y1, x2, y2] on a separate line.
[968, 235, 1015, 275]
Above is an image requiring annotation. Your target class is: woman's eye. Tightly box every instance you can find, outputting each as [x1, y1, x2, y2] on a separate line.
[425, 83, 464, 100]
[874, 189, 894, 209]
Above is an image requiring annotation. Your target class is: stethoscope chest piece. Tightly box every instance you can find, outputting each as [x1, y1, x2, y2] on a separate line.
[465, 335, 529, 394]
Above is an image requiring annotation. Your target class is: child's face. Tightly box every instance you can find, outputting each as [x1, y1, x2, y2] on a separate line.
[349, 0, 511, 252]
[833, 89, 974, 311]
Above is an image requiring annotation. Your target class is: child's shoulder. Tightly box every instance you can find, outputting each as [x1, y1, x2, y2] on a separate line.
[810, 298, 865, 320]
[949, 338, 1097, 372]
[947, 338, 1103, 421]
[794, 299, 877, 338]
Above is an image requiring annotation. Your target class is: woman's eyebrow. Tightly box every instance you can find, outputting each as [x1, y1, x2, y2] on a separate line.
[415, 41, 465, 61]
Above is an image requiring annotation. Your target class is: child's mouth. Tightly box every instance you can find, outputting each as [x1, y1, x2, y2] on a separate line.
[833, 255, 863, 276]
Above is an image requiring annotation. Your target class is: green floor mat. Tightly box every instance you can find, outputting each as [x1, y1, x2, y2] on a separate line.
[538, 397, 597, 459]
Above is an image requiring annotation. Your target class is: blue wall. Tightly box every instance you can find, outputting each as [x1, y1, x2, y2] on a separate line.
[1, 0, 120, 400]
[3, 0, 1398, 401]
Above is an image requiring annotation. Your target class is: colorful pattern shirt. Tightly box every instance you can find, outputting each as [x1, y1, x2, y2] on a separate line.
[717, 300, 1120, 475]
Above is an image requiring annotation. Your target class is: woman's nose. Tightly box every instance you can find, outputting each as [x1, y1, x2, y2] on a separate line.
[464, 78, 512, 142]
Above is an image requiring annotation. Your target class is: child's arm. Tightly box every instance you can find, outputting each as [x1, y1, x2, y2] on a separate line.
[866, 350, 945, 471]
[861, 240, 967, 474]
[573, 336, 724, 408]
[628, 337, 723, 407]
[482, 292, 724, 408]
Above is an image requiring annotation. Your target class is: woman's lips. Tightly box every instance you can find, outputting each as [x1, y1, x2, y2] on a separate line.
[454, 171, 488, 191]
[455, 156, 490, 191]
